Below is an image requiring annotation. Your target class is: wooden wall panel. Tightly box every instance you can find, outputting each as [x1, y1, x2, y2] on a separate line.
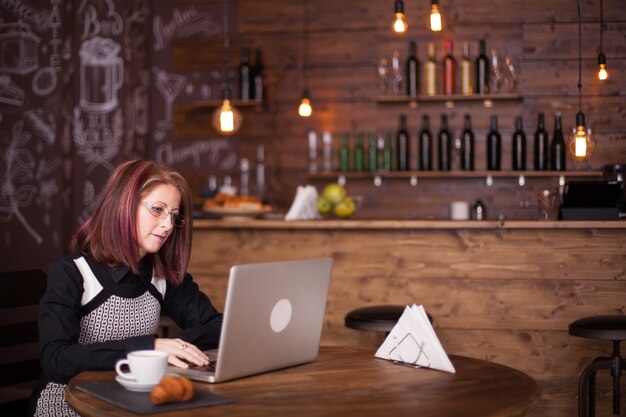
[188, 226, 626, 417]
[173, 0, 626, 218]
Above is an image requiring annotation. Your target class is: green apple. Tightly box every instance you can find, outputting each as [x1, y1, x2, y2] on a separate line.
[323, 183, 346, 205]
[316, 196, 333, 215]
[333, 196, 356, 219]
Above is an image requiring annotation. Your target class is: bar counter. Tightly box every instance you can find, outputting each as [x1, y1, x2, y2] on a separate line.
[189, 218, 625, 417]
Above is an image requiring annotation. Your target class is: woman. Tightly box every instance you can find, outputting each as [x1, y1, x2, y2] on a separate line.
[31, 160, 222, 416]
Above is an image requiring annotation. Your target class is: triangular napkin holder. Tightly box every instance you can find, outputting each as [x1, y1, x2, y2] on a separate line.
[375, 304, 455, 374]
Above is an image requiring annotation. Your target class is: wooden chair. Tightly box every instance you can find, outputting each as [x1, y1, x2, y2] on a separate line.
[0, 270, 47, 417]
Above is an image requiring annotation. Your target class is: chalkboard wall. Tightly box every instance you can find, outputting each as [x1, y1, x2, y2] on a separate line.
[0, 0, 238, 271]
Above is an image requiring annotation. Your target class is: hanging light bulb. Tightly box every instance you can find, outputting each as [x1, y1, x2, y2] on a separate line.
[430, 0, 442, 32]
[567, 0, 595, 162]
[392, 0, 407, 34]
[298, 90, 312, 117]
[568, 112, 595, 161]
[598, 53, 608, 80]
[212, 86, 242, 135]
[597, 0, 608, 81]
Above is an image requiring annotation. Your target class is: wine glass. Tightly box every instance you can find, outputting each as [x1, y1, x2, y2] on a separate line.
[536, 188, 558, 220]
[377, 57, 389, 94]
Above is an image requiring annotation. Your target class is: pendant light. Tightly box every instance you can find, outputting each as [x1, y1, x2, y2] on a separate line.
[430, 0, 442, 32]
[298, 0, 312, 117]
[212, 0, 242, 135]
[568, 0, 595, 162]
[392, 0, 408, 34]
[597, 0, 608, 80]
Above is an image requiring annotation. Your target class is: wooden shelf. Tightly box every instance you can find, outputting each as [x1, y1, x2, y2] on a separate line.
[307, 170, 602, 184]
[191, 99, 264, 109]
[376, 94, 522, 108]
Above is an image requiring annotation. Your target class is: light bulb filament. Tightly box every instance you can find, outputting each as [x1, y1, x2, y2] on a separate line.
[220, 101, 234, 132]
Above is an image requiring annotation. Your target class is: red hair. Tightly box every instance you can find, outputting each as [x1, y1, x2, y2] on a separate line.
[70, 160, 193, 284]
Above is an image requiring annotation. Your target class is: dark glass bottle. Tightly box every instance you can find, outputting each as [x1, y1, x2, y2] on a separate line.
[550, 114, 567, 171]
[396, 115, 410, 171]
[383, 132, 393, 171]
[252, 49, 264, 102]
[486, 115, 502, 170]
[534, 113, 549, 171]
[461, 114, 475, 170]
[438, 114, 452, 171]
[354, 133, 364, 172]
[419, 115, 433, 171]
[339, 132, 350, 172]
[239, 47, 251, 101]
[512, 116, 527, 171]
[442, 40, 456, 95]
[475, 39, 489, 94]
[406, 41, 419, 98]
[368, 133, 378, 172]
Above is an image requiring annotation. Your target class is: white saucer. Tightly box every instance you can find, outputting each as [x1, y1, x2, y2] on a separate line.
[115, 375, 157, 392]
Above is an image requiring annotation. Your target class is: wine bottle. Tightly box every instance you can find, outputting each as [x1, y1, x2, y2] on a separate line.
[512, 116, 527, 171]
[550, 114, 567, 171]
[368, 132, 378, 172]
[354, 132, 364, 172]
[438, 114, 452, 171]
[533, 113, 549, 170]
[383, 132, 393, 171]
[442, 39, 456, 95]
[425, 42, 438, 96]
[339, 132, 350, 172]
[419, 115, 433, 171]
[475, 39, 489, 95]
[460, 41, 473, 95]
[486, 115, 502, 170]
[406, 41, 419, 97]
[396, 115, 410, 171]
[252, 49, 264, 102]
[461, 114, 475, 170]
[239, 47, 251, 101]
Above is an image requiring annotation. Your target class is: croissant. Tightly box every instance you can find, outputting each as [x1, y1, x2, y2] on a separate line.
[150, 375, 195, 405]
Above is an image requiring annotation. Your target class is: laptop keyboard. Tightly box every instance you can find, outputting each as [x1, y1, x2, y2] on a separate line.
[188, 361, 216, 372]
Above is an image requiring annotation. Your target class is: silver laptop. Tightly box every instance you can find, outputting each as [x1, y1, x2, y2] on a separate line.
[169, 257, 333, 383]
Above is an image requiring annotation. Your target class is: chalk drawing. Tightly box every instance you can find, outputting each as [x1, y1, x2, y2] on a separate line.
[0, 120, 43, 244]
[155, 139, 237, 170]
[23, 109, 56, 145]
[0, 75, 25, 107]
[153, 66, 186, 129]
[1, 0, 50, 30]
[78, 0, 124, 40]
[32, 66, 58, 97]
[153, 6, 220, 51]
[79, 37, 124, 113]
[72, 107, 122, 172]
[0, 21, 40, 75]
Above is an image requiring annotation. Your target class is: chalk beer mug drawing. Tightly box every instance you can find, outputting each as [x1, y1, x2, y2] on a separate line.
[79, 37, 124, 113]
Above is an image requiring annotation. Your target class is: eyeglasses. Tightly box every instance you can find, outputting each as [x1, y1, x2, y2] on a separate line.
[140, 201, 185, 227]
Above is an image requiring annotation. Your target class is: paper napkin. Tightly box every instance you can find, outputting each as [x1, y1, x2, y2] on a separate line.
[375, 304, 455, 373]
[284, 185, 322, 221]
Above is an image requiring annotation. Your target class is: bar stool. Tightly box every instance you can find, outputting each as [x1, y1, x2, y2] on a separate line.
[568, 316, 626, 417]
[345, 305, 432, 335]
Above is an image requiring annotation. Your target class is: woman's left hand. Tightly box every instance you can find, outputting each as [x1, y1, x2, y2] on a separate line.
[154, 338, 210, 368]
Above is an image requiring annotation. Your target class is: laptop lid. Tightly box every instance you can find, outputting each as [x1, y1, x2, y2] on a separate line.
[173, 257, 333, 383]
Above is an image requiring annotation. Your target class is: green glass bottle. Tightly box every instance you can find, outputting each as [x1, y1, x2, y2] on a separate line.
[368, 132, 378, 172]
[383, 132, 393, 171]
[354, 133, 364, 172]
[339, 132, 350, 172]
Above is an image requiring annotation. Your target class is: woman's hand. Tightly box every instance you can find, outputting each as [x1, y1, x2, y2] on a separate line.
[154, 338, 210, 369]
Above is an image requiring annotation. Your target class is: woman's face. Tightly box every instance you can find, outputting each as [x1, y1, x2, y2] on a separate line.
[136, 183, 181, 258]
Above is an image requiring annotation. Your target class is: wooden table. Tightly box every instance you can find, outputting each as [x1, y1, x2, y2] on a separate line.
[66, 346, 539, 417]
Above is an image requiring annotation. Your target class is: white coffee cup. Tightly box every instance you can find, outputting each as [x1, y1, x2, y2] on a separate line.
[450, 201, 470, 220]
[115, 350, 168, 384]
